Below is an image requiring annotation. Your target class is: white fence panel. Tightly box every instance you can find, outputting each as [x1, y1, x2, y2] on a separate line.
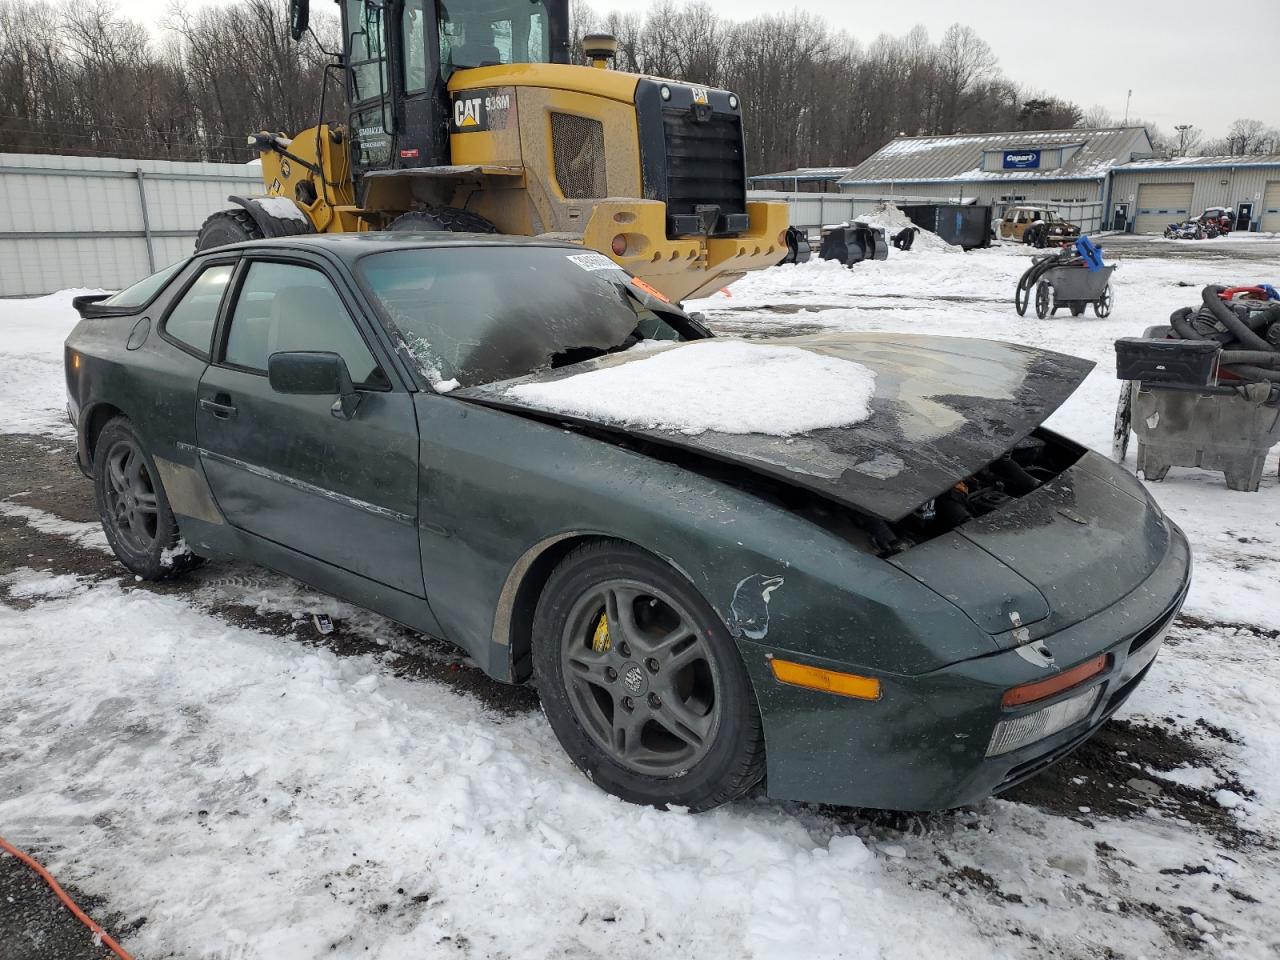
[0, 153, 264, 296]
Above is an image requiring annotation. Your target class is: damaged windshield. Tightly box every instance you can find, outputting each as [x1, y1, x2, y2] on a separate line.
[357, 246, 693, 386]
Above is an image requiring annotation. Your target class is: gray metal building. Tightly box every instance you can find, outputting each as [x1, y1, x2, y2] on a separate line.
[1108, 156, 1280, 234]
[836, 127, 1155, 208]
[745, 167, 854, 193]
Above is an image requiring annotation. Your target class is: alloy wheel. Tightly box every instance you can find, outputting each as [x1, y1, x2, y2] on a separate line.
[103, 439, 160, 553]
[560, 580, 722, 774]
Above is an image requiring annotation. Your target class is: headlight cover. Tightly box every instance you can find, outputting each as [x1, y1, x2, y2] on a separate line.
[986, 685, 1102, 757]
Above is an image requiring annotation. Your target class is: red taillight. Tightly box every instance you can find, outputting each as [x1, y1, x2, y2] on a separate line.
[1001, 654, 1107, 707]
[611, 234, 627, 256]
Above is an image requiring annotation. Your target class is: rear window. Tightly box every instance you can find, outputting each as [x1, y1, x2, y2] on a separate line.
[101, 261, 184, 308]
[356, 246, 689, 387]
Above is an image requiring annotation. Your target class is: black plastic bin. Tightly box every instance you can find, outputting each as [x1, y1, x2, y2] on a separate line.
[1114, 337, 1220, 387]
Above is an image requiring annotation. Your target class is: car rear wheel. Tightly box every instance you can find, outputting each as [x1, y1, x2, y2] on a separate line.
[532, 541, 765, 811]
[94, 417, 203, 580]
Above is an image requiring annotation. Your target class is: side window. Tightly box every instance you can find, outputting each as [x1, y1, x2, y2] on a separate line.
[402, 0, 428, 93]
[164, 264, 233, 356]
[224, 261, 387, 388]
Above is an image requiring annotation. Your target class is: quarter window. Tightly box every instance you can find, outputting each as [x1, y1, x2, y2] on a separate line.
[223, 261, 386, 388]
[164, 264, 233, 356]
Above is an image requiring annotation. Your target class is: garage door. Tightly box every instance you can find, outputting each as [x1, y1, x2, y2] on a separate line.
[1262, 181, 1280, 233]
[1134, 183, 1194, 234]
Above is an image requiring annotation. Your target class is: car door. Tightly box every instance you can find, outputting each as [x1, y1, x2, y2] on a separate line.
[195, 253, 426, 597]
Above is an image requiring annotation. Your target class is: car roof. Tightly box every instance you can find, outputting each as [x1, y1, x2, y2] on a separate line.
[220, 231, 582, 261]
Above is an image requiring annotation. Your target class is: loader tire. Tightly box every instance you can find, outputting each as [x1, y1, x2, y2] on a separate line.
[195, 208, 265, 252]
[388, 208, 498, 234]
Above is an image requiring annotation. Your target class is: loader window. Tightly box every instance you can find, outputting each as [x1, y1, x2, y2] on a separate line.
[403, 0, 429, 93]
[347, 0, 389, 104]
[437, 0, 550, 77]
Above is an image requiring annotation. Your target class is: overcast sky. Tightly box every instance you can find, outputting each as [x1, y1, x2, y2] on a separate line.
[125, 0, 1278, 139]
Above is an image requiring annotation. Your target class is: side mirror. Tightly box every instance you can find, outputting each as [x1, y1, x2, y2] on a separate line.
[288, 0, 309, 41]
[268, 351, 361, 420]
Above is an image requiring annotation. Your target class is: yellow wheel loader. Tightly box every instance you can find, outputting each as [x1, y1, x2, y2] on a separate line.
[195, 0, 788, 302]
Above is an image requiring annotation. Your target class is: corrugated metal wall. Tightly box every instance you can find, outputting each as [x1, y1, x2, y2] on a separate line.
[1109, 166, 1280, 233]
[0, 153, 263, 297]
[841, 179, 1106, 205]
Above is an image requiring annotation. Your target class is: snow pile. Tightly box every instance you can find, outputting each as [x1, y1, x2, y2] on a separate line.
[854, 201, 957, 253]
[505, 339, 876, 435]
[0, 290, 100, 435]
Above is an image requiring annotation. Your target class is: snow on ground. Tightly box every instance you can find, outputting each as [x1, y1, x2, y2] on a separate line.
[3, 245, 1280, 959]
[505, 339, 876, 435]
[0, 290, 100, 437]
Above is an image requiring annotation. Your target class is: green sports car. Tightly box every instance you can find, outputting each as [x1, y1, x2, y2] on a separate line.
[64, 233, 1190, 812]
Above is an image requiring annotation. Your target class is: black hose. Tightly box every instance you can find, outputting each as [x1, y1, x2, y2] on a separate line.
[1202, 285, 1277, 353]
[1220, 350, 1280, 366]
[1169, 306, 1204, 340]
[1223, 365, 1279, 382]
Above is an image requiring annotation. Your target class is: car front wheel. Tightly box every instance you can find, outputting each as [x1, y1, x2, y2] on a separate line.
[93, 417, 203, 580]
[533, 541, 765, 811]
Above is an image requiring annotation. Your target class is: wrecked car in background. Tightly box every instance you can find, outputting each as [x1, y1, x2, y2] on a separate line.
[64, 233, 1191, 812]
[999, 206, 1082, 247]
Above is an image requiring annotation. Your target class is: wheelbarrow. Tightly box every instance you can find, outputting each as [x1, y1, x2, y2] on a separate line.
[1031, 260, 1115, 318]
[1014, 238, 1115, 319]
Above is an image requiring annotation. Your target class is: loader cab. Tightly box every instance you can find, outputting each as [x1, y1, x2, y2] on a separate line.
[336, 0, 571, 181]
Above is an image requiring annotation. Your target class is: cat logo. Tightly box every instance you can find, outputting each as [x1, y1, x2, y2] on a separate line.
[691, 86, 709, 105]
[454, 96, 484, 130]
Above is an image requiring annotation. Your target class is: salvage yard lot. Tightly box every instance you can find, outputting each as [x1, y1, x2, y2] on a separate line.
[2, 240, 1279, 959]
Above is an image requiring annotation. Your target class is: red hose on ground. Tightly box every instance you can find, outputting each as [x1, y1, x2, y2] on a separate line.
[0, 835, 135, 960]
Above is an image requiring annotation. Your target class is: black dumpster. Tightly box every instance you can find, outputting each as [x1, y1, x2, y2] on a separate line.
[898, 204, 992, 250]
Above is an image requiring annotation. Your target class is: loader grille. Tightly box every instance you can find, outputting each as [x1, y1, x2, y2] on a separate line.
[661, 107, 746, 235]
[551, 113, 606, 200]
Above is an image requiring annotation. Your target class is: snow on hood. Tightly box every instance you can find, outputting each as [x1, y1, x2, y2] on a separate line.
[459, 332, 1095, 521]
[503, 339, 876, 436]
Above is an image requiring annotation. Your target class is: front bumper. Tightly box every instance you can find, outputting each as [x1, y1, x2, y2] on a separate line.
[582, 199, 788, 303]
[744, 519, 1191, 811]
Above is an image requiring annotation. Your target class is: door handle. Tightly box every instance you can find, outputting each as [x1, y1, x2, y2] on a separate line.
[200, 395, 237, 420]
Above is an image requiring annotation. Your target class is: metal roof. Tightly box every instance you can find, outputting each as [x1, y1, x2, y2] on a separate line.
[839, 127, 1153, 184]
[1114, 154, 1280, 172]
[747, 167, 856, 182]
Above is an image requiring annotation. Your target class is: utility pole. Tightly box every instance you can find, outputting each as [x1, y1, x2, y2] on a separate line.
[1175, 124, 1192, 156]
[1122, 90, 1132, 126]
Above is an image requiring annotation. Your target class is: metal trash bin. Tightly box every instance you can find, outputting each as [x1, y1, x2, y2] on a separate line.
[1114, 330, 1280, 491]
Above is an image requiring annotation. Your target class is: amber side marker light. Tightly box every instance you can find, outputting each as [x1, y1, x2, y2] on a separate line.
[770, 657, 881, 701]
[1001, 654, 1108, 708]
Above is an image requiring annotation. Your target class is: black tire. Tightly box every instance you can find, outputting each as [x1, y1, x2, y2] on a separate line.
[1093, 285, 1113, 318]
[532, 540, 765, 811]
[195, 208, 264, 252]
[1035, 281, 1052, 319]
[93, 417, 203, 580]
[388, 207, 498, 234]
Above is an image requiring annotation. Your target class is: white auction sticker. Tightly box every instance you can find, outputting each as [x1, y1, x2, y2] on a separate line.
[566, 252, 621, 271]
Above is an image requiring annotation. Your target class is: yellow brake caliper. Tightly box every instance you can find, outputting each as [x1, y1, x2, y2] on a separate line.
[592, 611, 612, 653]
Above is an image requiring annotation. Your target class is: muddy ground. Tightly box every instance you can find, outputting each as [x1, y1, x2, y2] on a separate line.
[1, 431, 1266, 957]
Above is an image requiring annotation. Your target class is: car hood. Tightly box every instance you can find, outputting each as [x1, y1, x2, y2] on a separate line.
[455, 332, 1094, 522]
